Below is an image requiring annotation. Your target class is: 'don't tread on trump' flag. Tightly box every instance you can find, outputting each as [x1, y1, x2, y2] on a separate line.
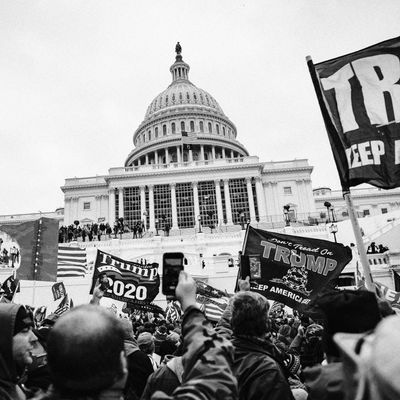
[241, 226, 352, 312]
[308, 36, 400, 190]
[57, 245, 87, 278]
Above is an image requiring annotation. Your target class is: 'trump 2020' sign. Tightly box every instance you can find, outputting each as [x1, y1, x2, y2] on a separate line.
[311, 36, 400, 189]
[242, 226, 352, 311]
[90, 250, 160, 306]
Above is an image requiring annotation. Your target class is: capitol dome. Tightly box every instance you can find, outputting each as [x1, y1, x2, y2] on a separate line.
[125, 43, 249, 167]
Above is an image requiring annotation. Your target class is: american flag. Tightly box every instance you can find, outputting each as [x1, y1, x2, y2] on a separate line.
[181, 131, 197, 149]
[165, 300, 182, 323]
[196, 294, 228, 322]
[57, 245, 87, 278]
[54, 294, 73, 316]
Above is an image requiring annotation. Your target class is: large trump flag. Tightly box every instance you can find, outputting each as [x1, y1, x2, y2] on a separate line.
[308, 36, 400, 189]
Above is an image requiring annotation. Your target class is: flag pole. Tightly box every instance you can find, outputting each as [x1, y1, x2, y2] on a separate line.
[343, 190, 374, 291]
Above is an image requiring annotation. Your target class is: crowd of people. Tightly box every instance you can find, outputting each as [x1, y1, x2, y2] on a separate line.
[366, 241, 389, 254]
[0, 271, 399, 400]
[58, 219, 148, 243]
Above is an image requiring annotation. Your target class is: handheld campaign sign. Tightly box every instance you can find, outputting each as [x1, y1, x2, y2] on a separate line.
[241, 226, 352, 311]
[90, 250, 160, 306]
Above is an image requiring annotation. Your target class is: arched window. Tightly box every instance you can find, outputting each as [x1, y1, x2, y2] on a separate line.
[208, 122, 212, 133]
[163, 124, 167, 136]
[190, 121, 195, 132]
[223, 127, 226, 136]
[172, 122, 176, 134]
[181, 121, 185, 132]
[148, 130, 151, 141]
[155, 127, 158, 138]
[200, 121, 204, 132]
[216, 124, 220, 134]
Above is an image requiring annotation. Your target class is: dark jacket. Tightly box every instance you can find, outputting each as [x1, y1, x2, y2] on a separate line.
[216, 303, 293, 400]
[141, 356, 183, 400]
[0, 304, 27, 400]
[304, 362, 344, 400]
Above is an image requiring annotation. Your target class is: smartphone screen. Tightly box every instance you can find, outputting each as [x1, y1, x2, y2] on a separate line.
[249, 255, 262, 279]
[162, 252, 184, 296]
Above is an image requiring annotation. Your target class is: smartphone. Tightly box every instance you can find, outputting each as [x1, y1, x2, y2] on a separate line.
[162, 252, 184, 297]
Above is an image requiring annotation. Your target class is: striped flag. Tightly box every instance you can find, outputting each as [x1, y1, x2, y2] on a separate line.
[57, 245, 87, 278]
[165, 300, 182, 323]
[196, 294, 228, 322]
[54, 294, 72, 316]
[181, 131, 197, 150]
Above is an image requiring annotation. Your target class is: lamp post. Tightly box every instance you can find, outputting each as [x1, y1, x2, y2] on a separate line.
[329, 223, 338, 243]
[324, 201, 332, 223]
[283, 205, 291, 226]
[197, 215, 202, 233]
[155, 218, 159, 236]
[239, 211, 245, 230]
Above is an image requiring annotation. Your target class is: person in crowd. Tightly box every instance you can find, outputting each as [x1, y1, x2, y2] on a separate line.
[137, 332, 159, 371]
[141, 347, 184, 400]
[217, 277, 293, 400]
[153, 325, 168, 355]
[120, 319, 154, 400]
[303, 289, 382, 400]
[290, 323, 324, 369]
[334, 314, 400, 400]
[0, 303, 37, 400]
[158, 332, 181, 363]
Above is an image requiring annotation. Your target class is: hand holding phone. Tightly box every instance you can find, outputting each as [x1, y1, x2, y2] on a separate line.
[162, 252, 184, 297]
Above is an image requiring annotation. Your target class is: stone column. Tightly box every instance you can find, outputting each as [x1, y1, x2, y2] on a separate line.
[223, 179, 233, 224]
[170, 183, 178, 229]
[165, 148, 169, 164]
[255, 177, 267, 222]
[118, 188, 124, 220]
[155, 150, 159, 164]
[200, 145, 205, 161]
[108, 189, 116, 226]
[230, 150, 234, 158]
[140, 185, 146, 222]
[222, 148, 226, 158]
[149, 185, 155, 230]
[214, 180, 223, 226]
[246, 178, 256, 222]
[192, 182, 200, 220]
[177, 146, 181, 163]
[189, 148, 193, 162]
[211, 146, 216, 160]
[138, 158, 141, 166]
[145, 154, 149, 165]
[95, 195, 102, 221]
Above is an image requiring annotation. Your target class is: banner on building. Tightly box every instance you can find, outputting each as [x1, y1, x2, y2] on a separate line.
[0, 218, 59, 281]
[240, 226, 352, 311]
[90, 250, 160, 306]
[309, 36, 400, 189]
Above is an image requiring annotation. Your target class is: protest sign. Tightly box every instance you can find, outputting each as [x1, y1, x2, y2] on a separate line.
[52, 282, 66, 301]
[241, 226, 352, 311]
[90, 250, 160, 307]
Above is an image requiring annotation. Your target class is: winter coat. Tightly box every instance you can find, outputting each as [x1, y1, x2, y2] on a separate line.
[216, 302, 293, 400]
[303, 362, 345, 400]
[0, 304, 27, 400]
[141, 356, 183, 400]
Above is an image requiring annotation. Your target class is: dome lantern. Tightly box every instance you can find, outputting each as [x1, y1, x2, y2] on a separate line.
[170, 42, 190, 82]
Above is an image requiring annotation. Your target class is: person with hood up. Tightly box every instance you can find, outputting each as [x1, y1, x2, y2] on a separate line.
[0, 303, 37, 400]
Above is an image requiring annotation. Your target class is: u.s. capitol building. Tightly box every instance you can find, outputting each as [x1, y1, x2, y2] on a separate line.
[62, 44, 316, 231]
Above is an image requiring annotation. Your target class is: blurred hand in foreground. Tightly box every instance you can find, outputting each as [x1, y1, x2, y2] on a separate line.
[176, 271, 197, 312]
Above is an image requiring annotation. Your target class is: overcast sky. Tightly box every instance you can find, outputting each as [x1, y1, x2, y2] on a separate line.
[1, 0, 400, 215]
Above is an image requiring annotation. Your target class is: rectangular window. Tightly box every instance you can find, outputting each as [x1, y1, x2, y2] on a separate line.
[284, 186, 292, 195]
[123, 187, 141, 229]
[198, 181, 218, 229]
[363, 209, 370, 216]
[154, 184, 172, 229]
[229, 178, 250, 225]
[381, 208, 388, 214]
[176, 183, 195, 228]
[83, 202, 91, 210]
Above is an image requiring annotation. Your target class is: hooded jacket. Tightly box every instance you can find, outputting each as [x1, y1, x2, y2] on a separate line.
[0, 303, 27, 400]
